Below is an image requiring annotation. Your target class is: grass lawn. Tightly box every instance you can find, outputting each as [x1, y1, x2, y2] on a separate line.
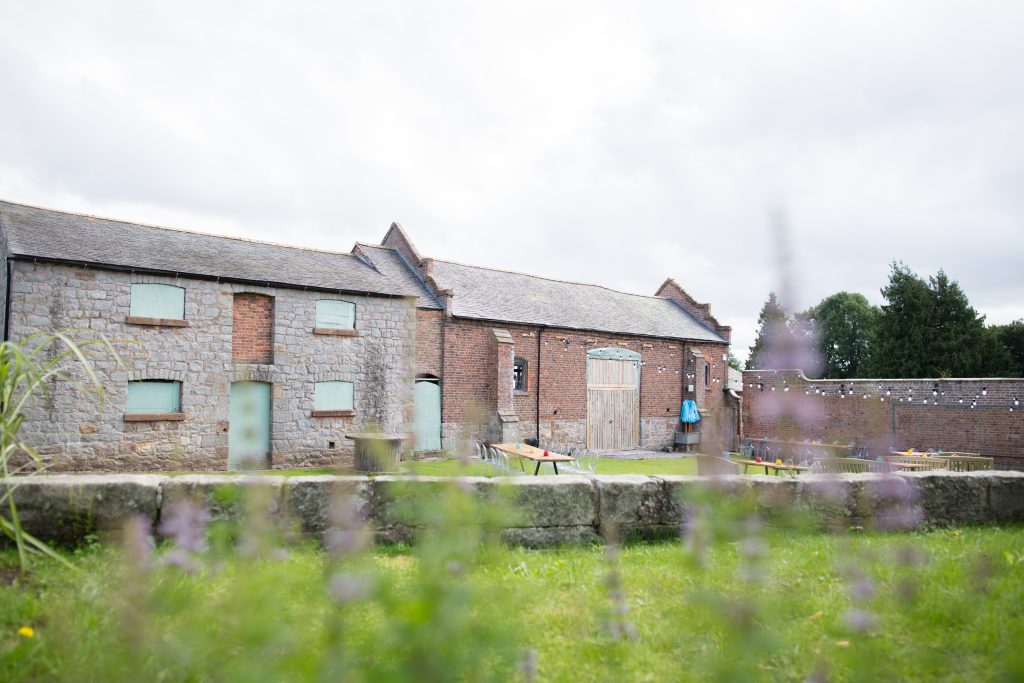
[2, 527, 1023, 681]
[188, 456, 702, 478]
[403, 455, 699, 477]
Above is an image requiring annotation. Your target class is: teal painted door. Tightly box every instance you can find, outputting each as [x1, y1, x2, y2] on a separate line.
[229, 381, 271, 469]
[413, 380, 441, 451]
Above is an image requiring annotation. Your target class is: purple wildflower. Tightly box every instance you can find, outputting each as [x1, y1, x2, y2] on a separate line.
[159, 499, 211, 553]
[842, 608, 878, 633]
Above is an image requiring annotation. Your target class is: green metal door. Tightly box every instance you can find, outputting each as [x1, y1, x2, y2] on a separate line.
[229, 381, 271, 470]
[413, 380, 441, 452]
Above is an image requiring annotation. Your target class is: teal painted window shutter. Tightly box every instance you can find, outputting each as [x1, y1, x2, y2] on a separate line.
[316, 300, 355, 329]
[315, 381, 354, 410]
[130, 284, 185, 319]
[126, 380, 181, 413]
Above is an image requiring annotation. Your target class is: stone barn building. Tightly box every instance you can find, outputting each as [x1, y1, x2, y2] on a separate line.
[356, 224, 733, 453]
[0, 200, 733, 471]
[0, 201, 419, 471]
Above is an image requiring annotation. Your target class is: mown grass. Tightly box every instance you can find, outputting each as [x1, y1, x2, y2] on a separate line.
[2, 527, 1023, 681]
[188, 456, 702, 478]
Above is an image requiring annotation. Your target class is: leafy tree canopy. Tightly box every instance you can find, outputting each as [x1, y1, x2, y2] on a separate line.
[990, 319, 1024, 377]
[866, 263, 1013, 378]
[800, 292, 878, 379]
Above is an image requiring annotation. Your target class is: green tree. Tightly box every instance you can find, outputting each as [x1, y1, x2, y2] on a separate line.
[866, 263, 1013, 378]
[727, 352, 744, 371]
[990, 319, 1024, 377]
[800, 292, 879, 379]
[747, 292, 788, 370]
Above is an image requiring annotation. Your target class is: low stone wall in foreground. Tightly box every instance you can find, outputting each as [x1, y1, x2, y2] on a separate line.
[3, 472, 1023, 548]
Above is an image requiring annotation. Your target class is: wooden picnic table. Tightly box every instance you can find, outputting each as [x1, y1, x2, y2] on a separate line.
[745, 438, 854, 459]
[887, 461, 932, 471]
[491, 443, 575, 475]
[732, 458, 811, 476]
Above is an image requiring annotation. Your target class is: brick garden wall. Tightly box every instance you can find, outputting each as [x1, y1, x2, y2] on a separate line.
[7, 261, 416, 472]
[741, 370, 1024, 469]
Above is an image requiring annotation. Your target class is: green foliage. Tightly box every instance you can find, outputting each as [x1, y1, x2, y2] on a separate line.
[990, 320, 1024, 377]
[799, 292, 879, 379]
[0, 332, 120, 571]
[866, 264, 1013, 378]
[747, 292, 789, 370]
[2, 526, 1023, 681]
[727, 352, 744, 371]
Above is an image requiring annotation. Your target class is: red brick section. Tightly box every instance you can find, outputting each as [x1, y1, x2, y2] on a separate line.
[655, 278, 732, 342]
[425, 315, 729, 440]
[232, 293, 274, 364]
[416, 309, 444, 377]
[741, 370, 1024, 469]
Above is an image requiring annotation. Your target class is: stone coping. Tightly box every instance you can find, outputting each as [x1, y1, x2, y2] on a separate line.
[2, 471, 1022, 548]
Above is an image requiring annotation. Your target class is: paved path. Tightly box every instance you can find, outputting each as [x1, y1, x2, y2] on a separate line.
[599, 450, 691, 460]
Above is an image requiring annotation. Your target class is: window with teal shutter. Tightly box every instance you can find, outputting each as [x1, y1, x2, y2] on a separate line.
[126, 380, 182, 413]
[130, 284, 185, 320]
[315, 381, 354, 411]
[316, 300, 355, 329]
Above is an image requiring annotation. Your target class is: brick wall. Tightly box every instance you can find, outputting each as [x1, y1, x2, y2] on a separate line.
[416, 309, 444, 377]
[741, 369, 1024, 469]
[434, 315, 730, 451]
[232, 293, 274, 364]
[654, 278, 731, 342]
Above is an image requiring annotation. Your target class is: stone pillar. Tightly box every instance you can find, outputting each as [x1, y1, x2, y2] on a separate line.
[490, 328, 519, 443]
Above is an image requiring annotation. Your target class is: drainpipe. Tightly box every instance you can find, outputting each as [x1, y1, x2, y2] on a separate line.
[728, 388, 743, 450]
[536, 327, 542, 441]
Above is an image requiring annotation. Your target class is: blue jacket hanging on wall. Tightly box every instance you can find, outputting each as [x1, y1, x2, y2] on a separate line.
[680, 400, 701, 424]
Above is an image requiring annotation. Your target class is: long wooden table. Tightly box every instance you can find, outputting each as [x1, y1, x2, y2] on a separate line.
[732, 458, 811, 476]
[491, 443, 575, 475]
[744, 438, 853, 459]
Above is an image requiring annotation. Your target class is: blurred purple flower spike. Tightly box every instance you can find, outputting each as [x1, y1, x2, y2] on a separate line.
[159, 499, 212, 553]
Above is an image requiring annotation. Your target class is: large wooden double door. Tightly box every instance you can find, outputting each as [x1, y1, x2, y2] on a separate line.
[586, 349, 640, 451]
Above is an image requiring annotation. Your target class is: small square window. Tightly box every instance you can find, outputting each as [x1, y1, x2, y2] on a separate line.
[316, 300, 355, 330]
[126, 380, 181, 413]
[513, 358, 527, 392]
[130, 284, 185, 320]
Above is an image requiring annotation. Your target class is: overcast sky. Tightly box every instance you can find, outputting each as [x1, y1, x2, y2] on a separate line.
[2, 1, 1022, 361]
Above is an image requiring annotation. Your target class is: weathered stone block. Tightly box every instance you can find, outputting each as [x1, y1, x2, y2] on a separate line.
[987, 471, 1024, 523]
[1, 474, 163, 544]
[160, 475, 285, 521]
[284, 476, 370, 535]
[856, 475, 921, 531]
[798, 475, 860, 529]
[593, 475, 666, 539]
[659, 475, 752, 528]
[900, 472, 988, 526]
[501, 526, 603, 548]
[493, 475, 597, 528]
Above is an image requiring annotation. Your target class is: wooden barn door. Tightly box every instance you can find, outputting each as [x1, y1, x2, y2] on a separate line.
[586, 349, 640, 451]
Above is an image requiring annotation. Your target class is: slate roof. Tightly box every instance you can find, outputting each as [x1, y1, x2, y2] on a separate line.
[0, 201, 421, 299]
[353, 244, 442, 309]
[429, 260, 725, 342]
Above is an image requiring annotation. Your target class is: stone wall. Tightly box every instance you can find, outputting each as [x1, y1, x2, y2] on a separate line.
[742, 369, 1024, 469]
[4, 470, 1023, 547]
[7, 261, 416, 472]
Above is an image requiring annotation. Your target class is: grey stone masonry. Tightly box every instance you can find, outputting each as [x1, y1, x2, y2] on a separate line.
[3, 471, 1023, 548]
[7, 261, 416, 471]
